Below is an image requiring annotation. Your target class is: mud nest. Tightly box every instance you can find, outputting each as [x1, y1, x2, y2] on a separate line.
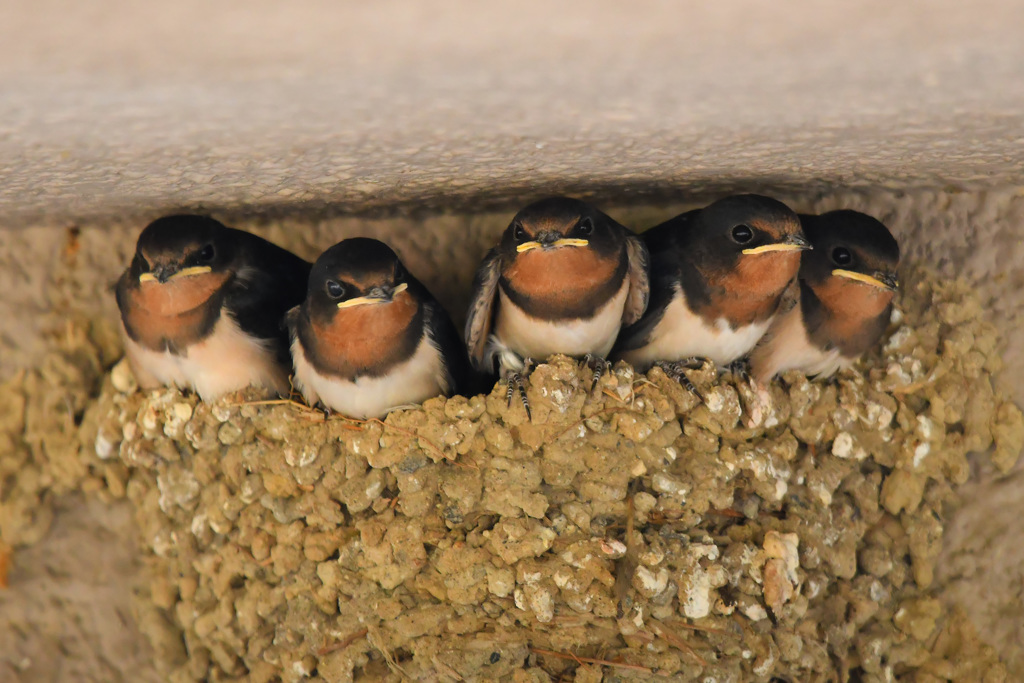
[2, 267, 1023, 682]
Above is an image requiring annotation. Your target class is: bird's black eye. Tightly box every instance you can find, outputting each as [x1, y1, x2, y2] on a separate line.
[832, 246, 853, 266]
[576, 217, 594, 236]
[731, 225, 754, 244]
[325, 280, 346, 299]
[512, 223, 527, 242]
[198, 243, 216, 262]
[394, 262, 406, 281]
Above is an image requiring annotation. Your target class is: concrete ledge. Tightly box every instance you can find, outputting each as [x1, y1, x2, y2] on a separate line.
[2, 0, 1023, 227]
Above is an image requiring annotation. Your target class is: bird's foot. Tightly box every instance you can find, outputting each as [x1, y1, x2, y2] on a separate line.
[316, 402, 334, 421]
[176, 384, 197, 400]
[726, 358, 753, 384]
[680, 356, 713, 371]
[582, 353, 611, 396]
[504, 358, 535, 420]
[653, 358, 708, 403]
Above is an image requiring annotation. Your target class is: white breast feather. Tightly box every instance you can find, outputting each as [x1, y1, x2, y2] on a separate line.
[489, 279, 629, 374]
[120, 312, 288, 401]
[619, 286, 771, 371]
[751, 301, 850, 382]
[291, 332, 449, 419]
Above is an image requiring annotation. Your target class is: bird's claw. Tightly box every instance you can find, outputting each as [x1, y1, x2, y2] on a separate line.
[727, 358, 753, 384]
[654, 359, 706, 403]
[504, 358, 535, 420]
[680, 356, 713, 371]
[582, 353, 610, 395]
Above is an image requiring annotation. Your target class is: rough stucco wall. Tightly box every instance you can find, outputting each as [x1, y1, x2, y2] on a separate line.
[2, 0, 1024, 680]
[0, 497, 158, 683]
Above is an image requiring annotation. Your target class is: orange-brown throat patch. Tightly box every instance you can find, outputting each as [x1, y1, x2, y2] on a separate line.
[702, 251, 801, 326]
[814, 275, 895, 338]
[124, 271, 231, 350]
[504, 246, 621, 309]
[311, 290, 420, 373]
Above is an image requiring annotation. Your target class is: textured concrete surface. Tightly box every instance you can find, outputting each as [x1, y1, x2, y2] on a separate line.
[2, 0, 1024, 227]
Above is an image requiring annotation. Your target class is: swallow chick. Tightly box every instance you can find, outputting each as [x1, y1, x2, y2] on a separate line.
[464, 197, 650, 416]
[749, 210, 900, 383]
[614, 195, 809, 394]
[287, 238, 470, 419]
[116, 215, 311, 401]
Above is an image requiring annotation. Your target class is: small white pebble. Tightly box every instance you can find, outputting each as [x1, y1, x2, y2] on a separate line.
[705, 389, 725, 413]
[110, 359, 138, 394]
[140, 405, 159, 432]
[526, 586, 554, 623]
[916, 415, 935, 440]
[913, 442, 930, 468]
[94, 431, 117, 460]
[681, 567, 712, 618]
[832, 432, 854, 458]
[600, 539, 627, 557]
[122, 421, 137, 441]
[691, 543, 720, 561]
[741, 603, 768, 622]
[635, 566, 669, 595]
[652, 472, 688, 498]
[211, 403, 232, 423]
[286, 444, 318, 468]
[171, 403, 193, 423]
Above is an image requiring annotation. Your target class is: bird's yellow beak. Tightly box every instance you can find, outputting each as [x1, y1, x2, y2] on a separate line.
[336, 282, 408, 309]
[742, 232, 812, 255]
[138, 265, 213, 283]
[742, 243, 806, 255]
[832, 269, 898, 291]
[516, 238, 589, 253]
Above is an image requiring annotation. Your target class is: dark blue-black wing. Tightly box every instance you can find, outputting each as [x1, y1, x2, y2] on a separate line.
[613, 211, 694, 353]
[225, 229, 312, 364]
